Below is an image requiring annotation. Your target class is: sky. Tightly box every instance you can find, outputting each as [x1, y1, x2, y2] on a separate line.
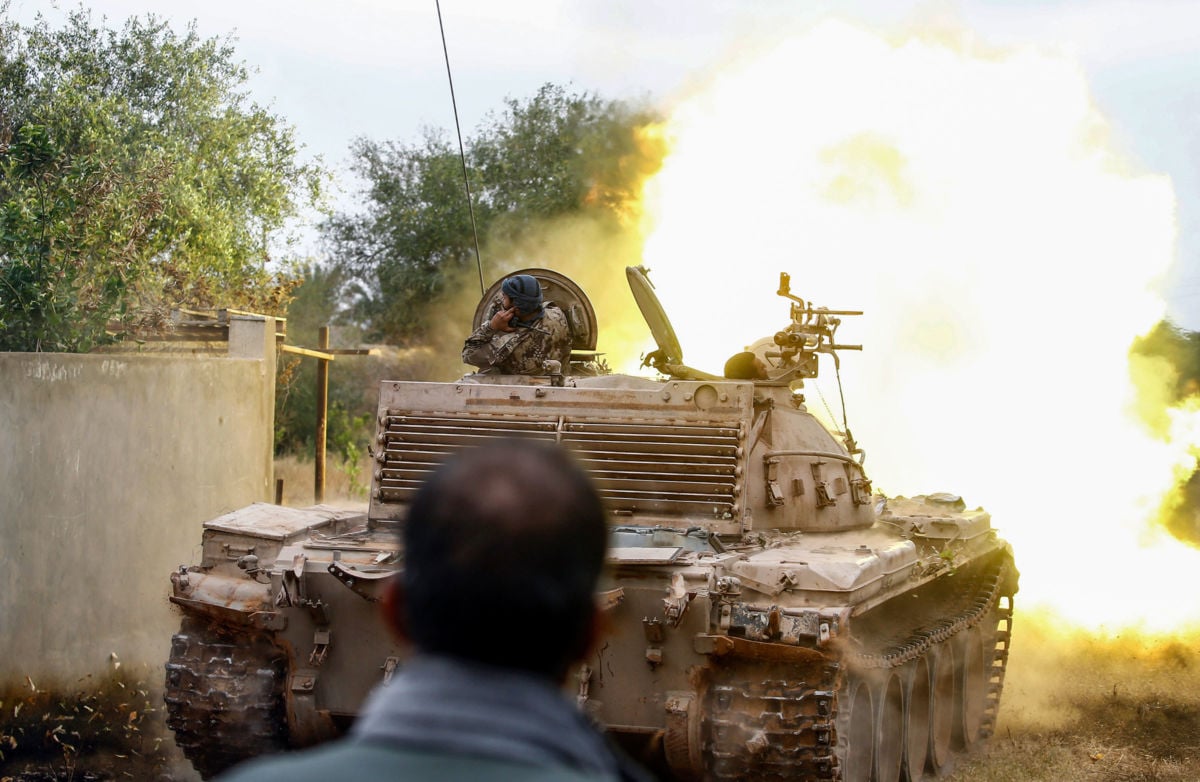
[10, 0, 1200, 327]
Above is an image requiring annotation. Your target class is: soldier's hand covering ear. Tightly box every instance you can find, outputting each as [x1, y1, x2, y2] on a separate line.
[490, 307, 518, 332]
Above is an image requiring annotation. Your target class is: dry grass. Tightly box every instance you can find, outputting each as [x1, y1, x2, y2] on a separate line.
[272, 454, 373, 509]
[945, 612, 1200, 782]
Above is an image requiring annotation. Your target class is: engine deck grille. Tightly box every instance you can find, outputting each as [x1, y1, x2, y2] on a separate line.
[375, 412, 742, 517]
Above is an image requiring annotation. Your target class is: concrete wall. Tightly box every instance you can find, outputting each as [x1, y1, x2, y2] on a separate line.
[0, 324, 275, 684]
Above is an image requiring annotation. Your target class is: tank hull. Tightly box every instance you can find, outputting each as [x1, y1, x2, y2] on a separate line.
[163, 380, 1017, 779]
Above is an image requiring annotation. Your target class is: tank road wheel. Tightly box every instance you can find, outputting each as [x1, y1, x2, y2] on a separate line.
[901, 657, 930, 782]
[164, 615, 288, 779]
[927, 642, 957, 774]
[839, 675, 875, 782]
[955, 625, 989, 750]
[872, 671, 904, 782]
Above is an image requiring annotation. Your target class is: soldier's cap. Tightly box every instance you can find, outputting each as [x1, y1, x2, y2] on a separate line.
[502, 274, 544, 315]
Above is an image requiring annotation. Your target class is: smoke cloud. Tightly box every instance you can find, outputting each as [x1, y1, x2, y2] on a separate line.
[402, 17, 1200, 631]
[630, 19, 1200, 629]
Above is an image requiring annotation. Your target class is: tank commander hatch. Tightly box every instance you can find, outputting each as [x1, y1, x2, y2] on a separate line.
[463, 274, 572, 374]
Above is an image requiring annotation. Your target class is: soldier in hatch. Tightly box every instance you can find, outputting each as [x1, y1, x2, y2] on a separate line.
[463, 274, 572, 374]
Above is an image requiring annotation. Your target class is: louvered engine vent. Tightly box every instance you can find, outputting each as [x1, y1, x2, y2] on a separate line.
[375, 412, 741, 517]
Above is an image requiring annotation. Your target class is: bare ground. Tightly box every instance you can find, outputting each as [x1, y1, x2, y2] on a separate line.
[944, 614, 1200, 782]
[0, 666, 196, 781]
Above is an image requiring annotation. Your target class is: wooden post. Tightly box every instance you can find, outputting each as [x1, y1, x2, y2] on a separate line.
[315, 326, 330, 504]
[275, 478, 284, 505]
[279, 331, 371, 506]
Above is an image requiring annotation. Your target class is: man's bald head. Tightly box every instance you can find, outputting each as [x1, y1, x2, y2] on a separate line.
[399, 440, 608, 679]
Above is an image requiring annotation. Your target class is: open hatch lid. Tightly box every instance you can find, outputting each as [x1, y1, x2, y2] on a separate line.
[626, 265, 684, 366]
[471, 268, 598, 351]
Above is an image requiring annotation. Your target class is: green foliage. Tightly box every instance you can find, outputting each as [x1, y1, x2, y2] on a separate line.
[276, 378, 372, 498]
[1130, 319, 1200, 402]
[475, 84, 661, 232]
[0, 122, 169, 351]
[274, 264, 362, 461]
[274, 264, 380, 496]
[323, 83, 662, 343]
[276, 356, 373, 495]
[1130, 319, 1200, 546]
[273, 264, 445, 473]
[326, 402, 373, 496]
[0, 6, 324, 352]
[279, 84, 662, 465]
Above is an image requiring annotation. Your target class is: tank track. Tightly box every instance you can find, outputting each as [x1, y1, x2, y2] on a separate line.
[706, 661, 841, 780]
[980, 594, 1014, 739]
[164, 615, 289, 780]
[703, 556, 1014, 781]
[853, 556, 1012, 669]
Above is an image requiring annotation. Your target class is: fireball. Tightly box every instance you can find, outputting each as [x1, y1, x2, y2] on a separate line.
[629, 19, 1200, 631]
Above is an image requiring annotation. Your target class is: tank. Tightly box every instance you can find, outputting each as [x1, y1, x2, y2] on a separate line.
[164, 267, 1017, 781]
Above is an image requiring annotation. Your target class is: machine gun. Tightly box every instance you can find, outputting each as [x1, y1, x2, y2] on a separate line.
[768, 272, 862, 380]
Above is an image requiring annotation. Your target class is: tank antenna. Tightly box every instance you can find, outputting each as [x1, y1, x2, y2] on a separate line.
[832, 354, 859, 458]
[435, 0, 486, 295]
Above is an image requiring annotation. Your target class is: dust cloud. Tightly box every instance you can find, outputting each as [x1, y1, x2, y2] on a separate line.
[1003, 611, 1200, 731]
[984, 610, 1200, 781]
[1129, 324, 1200, 546]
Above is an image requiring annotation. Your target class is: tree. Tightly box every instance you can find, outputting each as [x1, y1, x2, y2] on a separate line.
[274, 263, 443, 493]
[0, 122, 169, 351]
[1131, 320, 1200, 403]
[1130, 319, 1200, 546]
[323, 83, 663, 343]
[274, 263, 358, 459]
[0, 6, 324, 351]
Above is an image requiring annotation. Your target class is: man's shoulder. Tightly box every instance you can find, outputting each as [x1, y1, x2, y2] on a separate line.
[218, 739, 618, 782]
[542, 302, 571, 333]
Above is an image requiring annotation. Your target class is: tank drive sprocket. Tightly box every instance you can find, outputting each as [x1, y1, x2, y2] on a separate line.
[705, 659, 841, 780]
[164, 616, 288, 779]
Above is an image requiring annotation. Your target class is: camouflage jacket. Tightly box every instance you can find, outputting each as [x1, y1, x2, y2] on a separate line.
[462, 302, 572, 374]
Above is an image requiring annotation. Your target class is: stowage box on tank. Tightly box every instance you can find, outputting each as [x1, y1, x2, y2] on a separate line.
[164, 267, 1017, 781]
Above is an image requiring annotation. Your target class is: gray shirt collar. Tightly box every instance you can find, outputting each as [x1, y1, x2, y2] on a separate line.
[351, 654, 619, 777]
